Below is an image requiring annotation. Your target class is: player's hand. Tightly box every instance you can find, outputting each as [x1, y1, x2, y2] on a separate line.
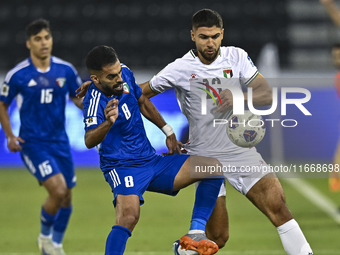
[76, 81, 91, 98]
[105, 99, 119, 124]
[163, 134, 182, 155]
[7, 135, 25, 153]
[215, 89, 234, 113]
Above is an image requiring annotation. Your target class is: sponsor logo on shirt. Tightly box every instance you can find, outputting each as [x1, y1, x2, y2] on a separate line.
[86, 116, 97, 127]
[1, 84, 9, 96]
[28, 79, 37, 87]
[56, 77, 66, 88]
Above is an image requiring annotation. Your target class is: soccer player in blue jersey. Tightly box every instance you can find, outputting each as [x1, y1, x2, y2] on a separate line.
[82, 45, 224, 255]
[0, 19, 83, 255]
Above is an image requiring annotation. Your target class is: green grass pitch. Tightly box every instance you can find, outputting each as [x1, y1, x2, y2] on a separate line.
[0, 168, 339, 254]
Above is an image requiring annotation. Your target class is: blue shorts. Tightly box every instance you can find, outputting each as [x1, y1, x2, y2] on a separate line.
[20, 144, 76, 188]
[103, 154, 190, 205]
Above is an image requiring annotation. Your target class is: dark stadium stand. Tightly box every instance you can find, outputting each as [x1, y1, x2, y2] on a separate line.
[0, 0, 289, 71]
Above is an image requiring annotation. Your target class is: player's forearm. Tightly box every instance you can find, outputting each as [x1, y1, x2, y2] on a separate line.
[323, 1, 340, 28]
[0, 102, 15, 139]
[84, 120, 113, 148]
[70, 96, 83, 110]
[245, 75, 272, 107]
[244, 86, 273, 107]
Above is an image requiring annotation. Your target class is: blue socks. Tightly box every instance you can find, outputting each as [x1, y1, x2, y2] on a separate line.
[41, 207, 55, 236]
[53, 206, 72, 244]
[190, 179, 223, 232]
[40, 206, 72, 245]
[105, 225, 132, 255]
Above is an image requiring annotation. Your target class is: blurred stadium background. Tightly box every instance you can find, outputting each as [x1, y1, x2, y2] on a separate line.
[1, 0, 340, 254]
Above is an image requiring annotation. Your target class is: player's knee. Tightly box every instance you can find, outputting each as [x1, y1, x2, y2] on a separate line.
[61, 189, 72, 207]
[116, 205, 140, 231]
[50, 186, 68, 204]
[116, 210, 140, 231]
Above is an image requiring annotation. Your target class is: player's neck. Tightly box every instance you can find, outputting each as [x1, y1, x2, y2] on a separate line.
[30, 54, 51, 71]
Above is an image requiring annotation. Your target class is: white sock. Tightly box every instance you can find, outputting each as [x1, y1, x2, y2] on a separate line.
[188, 230, 205, 234]
[39, 233, 52, 239]
[277, 219, 313, 255]
[52, 241, 62, 248]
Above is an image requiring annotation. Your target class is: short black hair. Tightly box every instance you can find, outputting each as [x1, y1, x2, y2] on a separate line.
[86, 45, 119, 72]
[192, 9, 223, 30]
[25, 19, 51, 39]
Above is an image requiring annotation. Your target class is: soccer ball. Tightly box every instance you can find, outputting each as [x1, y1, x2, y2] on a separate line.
[227, 110, 266, 148]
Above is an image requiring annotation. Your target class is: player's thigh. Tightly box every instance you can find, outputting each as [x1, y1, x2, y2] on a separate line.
[173, 155, 221, 191]
[246, 172, 285, 208]
[115, 194, 141, 230]
[56, 155, 76, 189]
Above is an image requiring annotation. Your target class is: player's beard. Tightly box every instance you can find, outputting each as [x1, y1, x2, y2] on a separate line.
[112, 82, 124, 96]
[199, 48, 219, 63]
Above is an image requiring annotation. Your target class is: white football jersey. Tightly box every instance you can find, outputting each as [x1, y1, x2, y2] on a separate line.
[149, 46, 264, 167]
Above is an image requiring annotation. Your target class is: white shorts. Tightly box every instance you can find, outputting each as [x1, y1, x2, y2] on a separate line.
[194, 158, 272, 196]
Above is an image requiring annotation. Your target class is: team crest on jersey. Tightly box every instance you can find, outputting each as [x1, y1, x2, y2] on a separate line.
[223, 68, 233, 79]
[86, 116, 97, 127]
[56, 77, 66, 88]
[123, 82, 130, 94]
[1, 84, 9, 96]
[191, 73, 197, 79]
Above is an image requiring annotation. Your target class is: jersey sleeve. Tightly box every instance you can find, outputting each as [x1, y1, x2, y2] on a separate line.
[149, 63, 177, 93]
[238, 49, 259, 86]
[83, 88, 106, 132]
[66, 64, 82, 98]
[0, 73, 20, 105]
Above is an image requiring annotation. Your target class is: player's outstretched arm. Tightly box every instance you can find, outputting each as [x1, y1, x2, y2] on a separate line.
[321, 0, 340, 29]
[0, 101, 25, 152]
[139, 81, 159, 99]
[216, 74, 272, 112]
[84, 99, 118, 149]
[138, 94, 180, 154]
[70, 96, 83, 109]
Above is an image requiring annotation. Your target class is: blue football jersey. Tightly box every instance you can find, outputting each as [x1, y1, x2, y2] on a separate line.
[0, 56, 82, 145]
[83, 64, 156, 171]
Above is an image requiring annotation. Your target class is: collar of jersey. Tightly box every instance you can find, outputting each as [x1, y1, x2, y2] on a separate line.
[29, 57, 51, 73]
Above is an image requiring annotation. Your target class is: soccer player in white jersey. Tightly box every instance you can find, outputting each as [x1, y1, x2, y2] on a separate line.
[139, 9, 314, 255]
[0, 19, 83, 255]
